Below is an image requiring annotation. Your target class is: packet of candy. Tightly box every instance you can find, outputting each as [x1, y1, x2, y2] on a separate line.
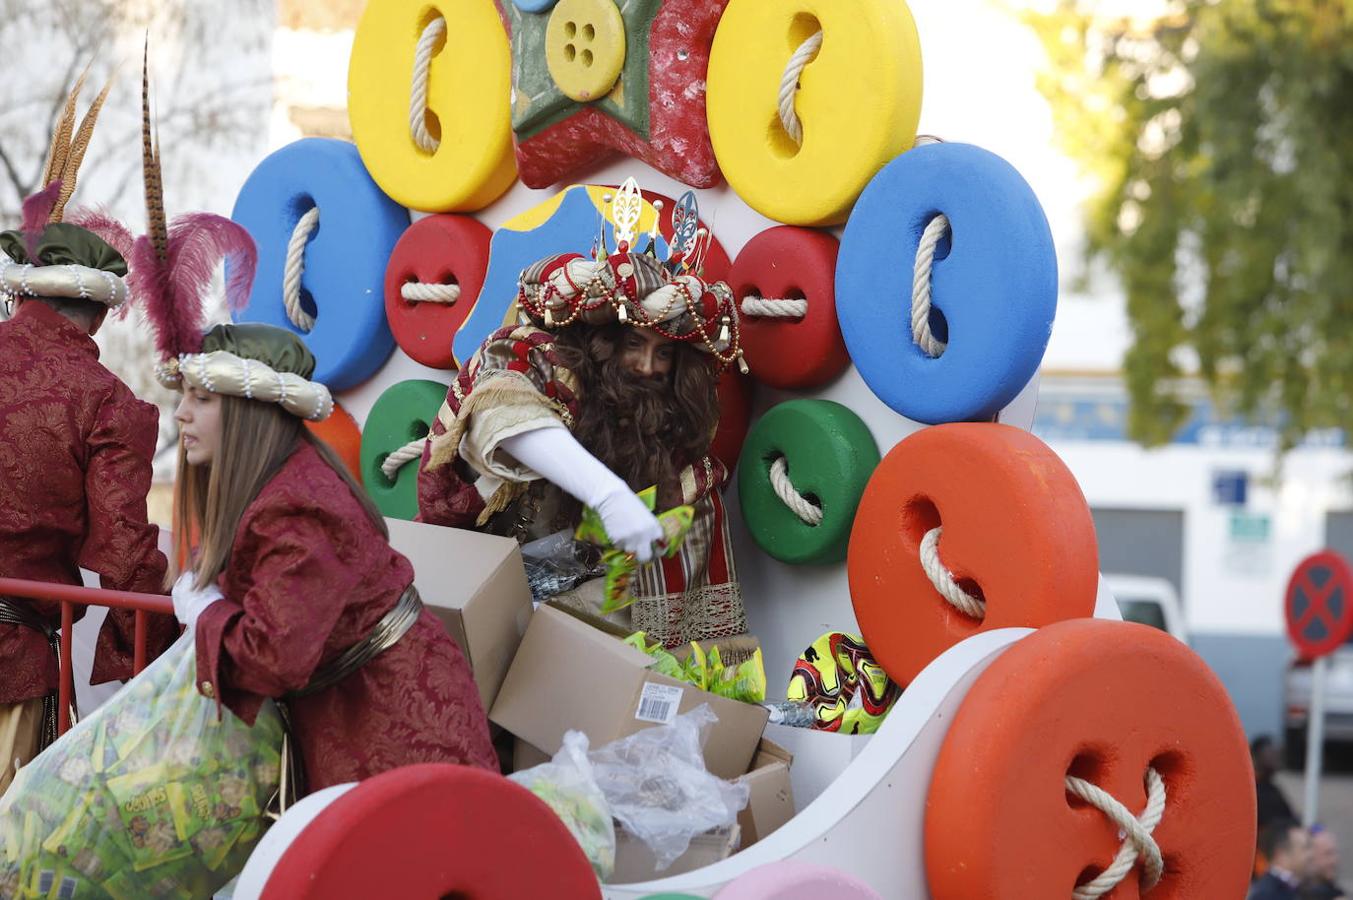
[622, 633, 768, 704]
[576, 486, 695, 613]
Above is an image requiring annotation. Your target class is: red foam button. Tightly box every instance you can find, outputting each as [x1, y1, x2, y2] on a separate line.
[385, 214, 491, 369]
[305, 401, 363, 486]
[730, 226, 848, 390]
[925, 618, 1256, 899]
[712, 366, 753, 472]
[848, 423, 1098, 685]
[261, 764, 600, 899]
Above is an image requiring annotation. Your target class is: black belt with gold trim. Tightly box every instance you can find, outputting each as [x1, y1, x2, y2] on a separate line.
[286, 584, 423, 698]
[0, 596, 77, 750]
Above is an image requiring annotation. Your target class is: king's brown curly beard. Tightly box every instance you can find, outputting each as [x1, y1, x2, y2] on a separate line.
[555, 324, 720, 500]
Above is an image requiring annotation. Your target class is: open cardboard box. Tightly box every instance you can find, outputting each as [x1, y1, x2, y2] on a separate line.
[385, 517, 534, 712]
[492, 604, 770, 782]
[611, 826, 741, 884]
[513, 735, 795, 883]
[608, 737, 795, 883]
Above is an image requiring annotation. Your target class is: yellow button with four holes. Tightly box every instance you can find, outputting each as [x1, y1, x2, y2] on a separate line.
[546, 0, 626, 102]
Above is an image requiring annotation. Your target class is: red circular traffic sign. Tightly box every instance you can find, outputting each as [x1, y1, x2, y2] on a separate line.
[1286, 550, 1353, 660]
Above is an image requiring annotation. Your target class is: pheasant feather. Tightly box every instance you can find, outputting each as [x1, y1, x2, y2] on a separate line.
[52, 78, 112, 222]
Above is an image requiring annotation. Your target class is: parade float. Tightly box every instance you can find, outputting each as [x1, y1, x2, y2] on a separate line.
[2, 0, 1259, 897]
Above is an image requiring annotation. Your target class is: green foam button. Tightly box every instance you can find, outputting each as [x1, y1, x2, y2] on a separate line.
[738, 399, 880, 565]
[360, 379, 448, 521]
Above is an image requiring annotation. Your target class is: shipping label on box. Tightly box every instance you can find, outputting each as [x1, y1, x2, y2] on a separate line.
[491, 605, 769, 781]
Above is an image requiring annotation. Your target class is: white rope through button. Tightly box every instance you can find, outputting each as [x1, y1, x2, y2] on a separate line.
[381, 437, 428, 482]
[410, 16, 447, 153]
[740, 295, 807, 318]
[769, 456, 822, 527]
[282, 206, 320, 333]
[1066, 767, 1167, 899]
[777, 30, 823, 146]
[400, 282, 461, 304]
[912, 214, 950, 358]
[919, 526, 985, 619]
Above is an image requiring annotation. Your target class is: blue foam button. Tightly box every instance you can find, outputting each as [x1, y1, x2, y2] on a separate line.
[512, 0, 558, 11]
[836, 142, 1057, 424]
[453, 186, 602, 367]
[231, 138, 407, 392]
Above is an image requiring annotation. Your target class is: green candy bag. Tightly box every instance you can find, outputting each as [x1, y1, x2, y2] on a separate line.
[576, 486, 695, 614]
[623, 632, 768, 704]
[0, 632, 284, 898]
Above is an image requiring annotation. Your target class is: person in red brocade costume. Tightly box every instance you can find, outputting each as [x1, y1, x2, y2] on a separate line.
[167, 324, 498, 791]
[0, 78, 176, 795]
[82, 63, 495, 796]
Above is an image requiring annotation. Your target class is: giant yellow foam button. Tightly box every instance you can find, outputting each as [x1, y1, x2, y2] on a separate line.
[707, 0, 923, 226]
[546, 0, 626, 102]
[349, 0, 516, 212]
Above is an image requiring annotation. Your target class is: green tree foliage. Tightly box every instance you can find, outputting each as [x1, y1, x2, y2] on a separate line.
[1025, 0, 1353, 448]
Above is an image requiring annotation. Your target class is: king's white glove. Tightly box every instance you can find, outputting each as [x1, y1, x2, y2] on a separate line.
[500, 426, 664, 562]
[171, 570, 225, 632]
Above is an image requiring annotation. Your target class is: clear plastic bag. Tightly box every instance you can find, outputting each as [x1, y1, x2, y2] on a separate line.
[0, 631, 284, 899]
[589, 705, 749, 872]
[508, 730, 616, 880]
[521, 530, 604, 605]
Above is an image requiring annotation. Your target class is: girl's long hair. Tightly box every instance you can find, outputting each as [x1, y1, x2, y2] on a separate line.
[172, 394, 386, 589]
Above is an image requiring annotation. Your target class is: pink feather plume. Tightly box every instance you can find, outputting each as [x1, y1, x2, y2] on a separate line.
[128, 233, 182, 355]
[168, 212, 257, 315]
[68, 207, 136, 260]
[132, 212, 257, 358]
[19, 181, 61, 257]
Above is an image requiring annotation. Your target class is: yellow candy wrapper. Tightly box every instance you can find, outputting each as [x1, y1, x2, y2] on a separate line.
[576, 486, 695, 614]
[623, 632, 767, 704]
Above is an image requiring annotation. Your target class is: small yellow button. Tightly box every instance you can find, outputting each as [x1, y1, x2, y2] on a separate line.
[199, 680, 215, 699]
[545, 0, 626, 103]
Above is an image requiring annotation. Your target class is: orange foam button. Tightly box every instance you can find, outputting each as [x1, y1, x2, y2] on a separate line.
[847, 423, 1097, 686]
[925, 619, 1256, 899]
[261, 764, 600, 899]
[305, 402, 362, 486]
[385, 214, 491, 369]
[731, 226, 848, 390]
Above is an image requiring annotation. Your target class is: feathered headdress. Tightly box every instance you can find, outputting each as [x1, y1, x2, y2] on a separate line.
[124, 44, 329, 421]
[128, 42, 256, 358]
[28, 68, 113, 232]
[515, 178, 747, 373]
[0, 70, 128, 308]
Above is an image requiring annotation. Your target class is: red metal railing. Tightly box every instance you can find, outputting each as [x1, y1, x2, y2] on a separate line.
[0, 577, 173, 735]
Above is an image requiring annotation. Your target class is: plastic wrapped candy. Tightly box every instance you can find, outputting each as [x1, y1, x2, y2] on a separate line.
[622, 632, 767, 704]
[508, 730, 616, 880]
[576, 486, 695, 614]
[785, 631, 900, 734]
[0, 632, 283, 899]
[520, 530, 605, 606]
[589, 705, 748, 872]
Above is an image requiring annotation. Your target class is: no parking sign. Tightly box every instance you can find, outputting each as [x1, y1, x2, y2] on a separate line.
[1286, 550, 1353, 660]
[1286, 549, 1353, 828]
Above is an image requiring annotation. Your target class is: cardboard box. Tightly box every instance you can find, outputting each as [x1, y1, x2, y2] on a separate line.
[386, 517, 535, 711]
[610, 825, 741, 884]
[510, 737, 793, 883]
[491, 605, 769, 781]
[737, 739, 795, 847]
